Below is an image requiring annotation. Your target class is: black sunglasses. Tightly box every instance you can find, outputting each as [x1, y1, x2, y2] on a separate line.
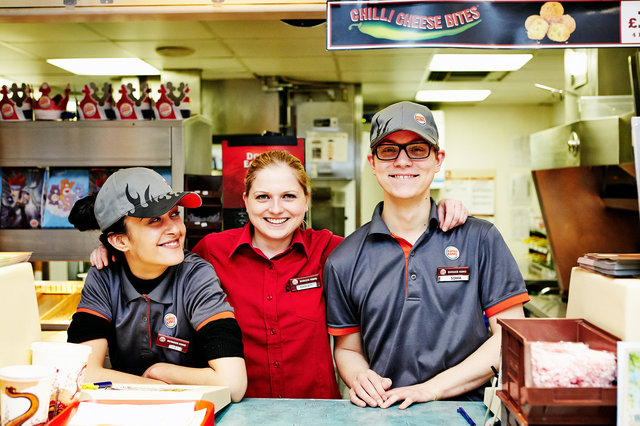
[373, 142, 433, 161]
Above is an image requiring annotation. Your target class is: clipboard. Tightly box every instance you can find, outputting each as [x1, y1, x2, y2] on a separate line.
[47, 399, 215, 426]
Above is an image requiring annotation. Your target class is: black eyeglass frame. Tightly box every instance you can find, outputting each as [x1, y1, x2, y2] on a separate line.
[373, 142, 434, 161]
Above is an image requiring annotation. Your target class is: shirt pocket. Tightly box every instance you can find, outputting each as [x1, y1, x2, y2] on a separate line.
[288, 286, 323, 322]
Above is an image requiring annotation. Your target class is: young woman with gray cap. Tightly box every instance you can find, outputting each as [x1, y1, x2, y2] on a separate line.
[66, 167, 247, 401]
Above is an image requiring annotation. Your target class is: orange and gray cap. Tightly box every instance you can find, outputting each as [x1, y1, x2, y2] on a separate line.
[369, 101, 439, 149]
[94, 167, 201, 231]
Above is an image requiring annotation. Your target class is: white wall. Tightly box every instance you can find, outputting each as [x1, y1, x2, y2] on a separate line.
[359, 104, 556, 271]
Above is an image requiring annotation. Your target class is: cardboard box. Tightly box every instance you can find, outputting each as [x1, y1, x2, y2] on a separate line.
[567, 266, 640, 340]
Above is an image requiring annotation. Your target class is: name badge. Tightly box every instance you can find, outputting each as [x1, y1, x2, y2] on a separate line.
[286, 274, 321, 292]
[156, 334, 190, 353]
[436, 266, 470, 282]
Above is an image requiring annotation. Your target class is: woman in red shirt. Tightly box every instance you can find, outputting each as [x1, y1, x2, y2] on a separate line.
[91, 151, 467, 399]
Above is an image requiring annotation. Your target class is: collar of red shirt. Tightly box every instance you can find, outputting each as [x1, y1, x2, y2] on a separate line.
[229, 223, 310, 259]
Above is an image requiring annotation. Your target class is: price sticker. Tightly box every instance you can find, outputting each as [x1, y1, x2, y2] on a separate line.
[621, 2, 640, 43]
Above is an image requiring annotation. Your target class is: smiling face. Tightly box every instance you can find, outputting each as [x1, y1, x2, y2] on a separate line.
[108, 205, 185, 279]
[243, 164, 309, 253]
[368, 130, 445, 202]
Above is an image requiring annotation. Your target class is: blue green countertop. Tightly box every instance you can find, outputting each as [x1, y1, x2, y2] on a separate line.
[215, 398, 487, 425]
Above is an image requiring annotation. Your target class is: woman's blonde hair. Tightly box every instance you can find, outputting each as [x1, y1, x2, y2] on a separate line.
[244, 150, 310, 196]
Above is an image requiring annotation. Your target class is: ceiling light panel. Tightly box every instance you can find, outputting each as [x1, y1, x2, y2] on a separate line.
[429, 54, 533, 72]
[415, 89, 491, 102]
[46, 58, 160, 76]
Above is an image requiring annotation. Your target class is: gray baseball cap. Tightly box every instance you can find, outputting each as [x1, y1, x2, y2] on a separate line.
[370, 101, 439, 149]
[94, 167, 201, 231]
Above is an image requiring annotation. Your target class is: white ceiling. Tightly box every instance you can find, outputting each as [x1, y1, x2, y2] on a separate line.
[0, 16, 567, 108]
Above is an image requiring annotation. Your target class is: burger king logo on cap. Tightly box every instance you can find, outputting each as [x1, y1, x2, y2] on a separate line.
[164, 313, 177, 329]
[414, 113, 427, 126]
[445, 246, 460, 260]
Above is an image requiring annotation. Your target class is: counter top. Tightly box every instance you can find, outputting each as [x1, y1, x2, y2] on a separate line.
[215, 398, 487, 425]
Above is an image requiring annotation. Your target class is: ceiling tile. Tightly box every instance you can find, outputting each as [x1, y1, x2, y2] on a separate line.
[11, 41, 133, 59]
[145, 57, 247, 73]
[0, 23, 107, 42]
[243, 57, 335, 74]
[116, 40, 233, 59]
[86, 21, 214, 41]
[203, 20, 326, 40]
[226, 38, 328, 57]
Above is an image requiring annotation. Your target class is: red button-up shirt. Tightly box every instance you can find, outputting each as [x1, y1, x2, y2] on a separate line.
[192, 225, 342, 399]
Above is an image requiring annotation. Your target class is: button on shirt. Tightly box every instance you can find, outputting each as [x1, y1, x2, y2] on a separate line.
[324, 200, 529, 400]
[193, 225, 342, 399]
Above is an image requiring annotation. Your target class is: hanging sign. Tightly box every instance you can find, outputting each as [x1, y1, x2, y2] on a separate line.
[327, 1, 640, 50]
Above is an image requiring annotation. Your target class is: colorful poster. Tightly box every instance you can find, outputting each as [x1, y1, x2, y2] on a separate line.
[0, 167, 45, 229]
[327, 1, 632, 50]
[42, 168, 89, 228]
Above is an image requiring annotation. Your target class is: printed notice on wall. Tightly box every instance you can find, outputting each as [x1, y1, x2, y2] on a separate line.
[306, 131, 349, 162]
[443, 176, 495, 216]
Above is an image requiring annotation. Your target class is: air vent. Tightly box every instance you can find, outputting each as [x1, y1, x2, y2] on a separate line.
[427, 71, 509, 82]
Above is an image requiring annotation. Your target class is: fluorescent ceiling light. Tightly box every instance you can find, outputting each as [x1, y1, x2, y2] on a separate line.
[415, 90, 491, 103]
[429, 54, 533, 71]
[47, 58, 160, 76]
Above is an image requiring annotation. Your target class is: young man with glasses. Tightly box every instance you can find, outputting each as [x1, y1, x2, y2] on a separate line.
[324, 101, 529, 409]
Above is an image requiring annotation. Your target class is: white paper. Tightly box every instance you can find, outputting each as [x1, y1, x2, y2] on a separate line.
[444, 178, 495, 215]
[67, 402, 199, 426]
[306, 131, 349, 162]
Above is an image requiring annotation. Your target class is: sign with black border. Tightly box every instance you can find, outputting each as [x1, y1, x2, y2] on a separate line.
[327, 1, 640, 50]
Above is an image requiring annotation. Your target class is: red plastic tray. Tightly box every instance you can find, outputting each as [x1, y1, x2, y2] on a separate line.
[46, 399, 215, 426]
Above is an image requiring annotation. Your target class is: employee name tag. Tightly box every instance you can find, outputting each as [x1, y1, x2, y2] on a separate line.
[287, 274, 321, 292]
[436, 267, 470, 282]
[156, 334, 190, 353]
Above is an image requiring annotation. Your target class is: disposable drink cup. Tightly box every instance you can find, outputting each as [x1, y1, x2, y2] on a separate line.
[30, 342, 91, 418]
[0, 364, 55, 426]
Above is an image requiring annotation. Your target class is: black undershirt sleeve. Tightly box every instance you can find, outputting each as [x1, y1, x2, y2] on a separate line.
[67, 311, 113, 344]
[196, 318, 244, 361]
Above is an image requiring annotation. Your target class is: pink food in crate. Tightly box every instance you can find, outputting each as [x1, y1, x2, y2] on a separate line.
[530, 341, 616, 387]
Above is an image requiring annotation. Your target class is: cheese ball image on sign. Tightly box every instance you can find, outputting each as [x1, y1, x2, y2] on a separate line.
[525, 2, 576, 43]
[540, 2, 564, 23]
[525, 15, 549, 40]
[547, 22, 571, 42]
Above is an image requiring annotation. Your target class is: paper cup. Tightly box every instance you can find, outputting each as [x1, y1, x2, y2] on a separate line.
[30, 342, 91, 417]
[0, 364, 55, 426]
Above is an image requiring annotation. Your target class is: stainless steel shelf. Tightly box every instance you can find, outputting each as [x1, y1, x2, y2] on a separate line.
[0, 229, 100, 261]
[0, 120, 178, 167]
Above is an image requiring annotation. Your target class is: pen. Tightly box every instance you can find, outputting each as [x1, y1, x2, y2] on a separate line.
[81, 381, 112, 389]
[457, 406, 476, 426]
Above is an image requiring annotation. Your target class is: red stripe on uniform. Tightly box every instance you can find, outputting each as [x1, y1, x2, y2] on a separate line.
[485, 293, 530, 318]
[76, 308, 110, 322]
[391, 233, 412, 299]
[196, 311, 236, 331]
[328, 326, 360, 336]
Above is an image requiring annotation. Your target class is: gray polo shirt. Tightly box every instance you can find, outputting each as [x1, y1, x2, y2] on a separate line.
[76, 252, 234, 375]
[324, 200, 528, 400]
